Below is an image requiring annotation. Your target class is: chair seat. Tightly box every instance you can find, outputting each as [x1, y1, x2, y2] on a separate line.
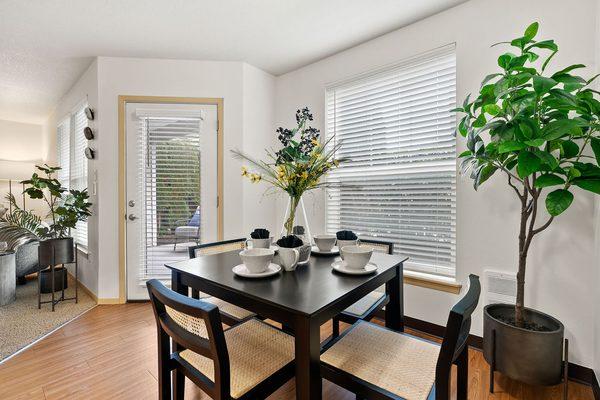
[321, 321, 440, 400]
[175, 226, 199, 236]
[342, 290, 385, 317]
[204, 297, 256, 321]
[179, 319, 295, 399]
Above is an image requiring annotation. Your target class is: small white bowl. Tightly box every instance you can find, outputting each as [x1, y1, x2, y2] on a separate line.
[314, 234, 337, 252]
[239, 248, 275, 274]
[341, 245, 373, 269]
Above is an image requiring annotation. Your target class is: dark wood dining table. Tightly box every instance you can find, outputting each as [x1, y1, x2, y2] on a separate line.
[166, 250, 407, 400]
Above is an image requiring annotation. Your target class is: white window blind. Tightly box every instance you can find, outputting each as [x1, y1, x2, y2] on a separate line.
[56, 118, 71, 189]
[325, 45, 456, 277]
[55, 102, 89, 248]
[137, 113, 202, 281]
[70, 105, 89, 247]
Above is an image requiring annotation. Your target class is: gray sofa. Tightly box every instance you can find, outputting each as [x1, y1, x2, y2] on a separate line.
[0, 222, 40, 284]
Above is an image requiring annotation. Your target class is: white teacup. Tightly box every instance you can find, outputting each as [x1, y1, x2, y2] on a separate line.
[337, 239, 359, 259]
[341, 245, 373, 269]
[277, 247, 300, 271]
[246, 237, 273, 249]
[314, 235, 336, 252]
[239, 248, 274, 274]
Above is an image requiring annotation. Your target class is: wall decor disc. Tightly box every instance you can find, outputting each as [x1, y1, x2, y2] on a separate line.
[83, 126, 94, 140]
[84, 107, 95, 120]
[84, 147, 95, 160]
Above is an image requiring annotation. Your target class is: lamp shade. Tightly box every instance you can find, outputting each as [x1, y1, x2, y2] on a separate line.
[0, 160, 39, 181]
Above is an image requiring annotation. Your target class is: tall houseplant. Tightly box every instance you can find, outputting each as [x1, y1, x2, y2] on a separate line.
[455, 22, 600, 386]
[232, 107, 342, 235]
[22, 165, 92, 265]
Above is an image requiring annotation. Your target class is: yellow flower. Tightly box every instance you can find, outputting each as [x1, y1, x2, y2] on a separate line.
[250, 173, 262, 183]
[333, 159, 340, 167]
[241, 166, 248, 176]
[301, 171, 309, 180]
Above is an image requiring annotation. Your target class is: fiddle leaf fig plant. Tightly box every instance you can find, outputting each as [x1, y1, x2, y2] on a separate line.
[454, 22, 600, 327]
[21, 164, 92, 240]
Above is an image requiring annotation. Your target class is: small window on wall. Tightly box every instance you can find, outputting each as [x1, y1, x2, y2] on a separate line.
[325, 45, 457, 278]
[56, 102, 89, 248]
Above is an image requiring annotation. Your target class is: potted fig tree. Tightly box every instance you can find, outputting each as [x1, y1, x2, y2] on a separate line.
[455, 22, 600, 387]
[22, 165, 92, 268]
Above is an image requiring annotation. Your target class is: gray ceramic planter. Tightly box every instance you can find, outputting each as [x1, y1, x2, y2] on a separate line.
[39, 237, 75, 266]
[483, 303, 564, 386]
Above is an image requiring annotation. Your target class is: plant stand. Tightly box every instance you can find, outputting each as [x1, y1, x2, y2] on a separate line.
[489, 329, 569, 399]
[38, 243, 78, 312]
[279, 196, 313, 245]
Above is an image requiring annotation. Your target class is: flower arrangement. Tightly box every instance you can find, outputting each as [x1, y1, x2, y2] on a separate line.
[232, 107, 343, 234]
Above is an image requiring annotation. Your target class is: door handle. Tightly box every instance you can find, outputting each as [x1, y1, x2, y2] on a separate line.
[128, 214, 137, 221]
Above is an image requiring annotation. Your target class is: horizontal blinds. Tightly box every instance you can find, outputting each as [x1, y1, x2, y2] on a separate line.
[56, 118, 71, 189]
[326, 45, 456, 277]
[70, 105, 89, 247]
[139, 116, 202, 280]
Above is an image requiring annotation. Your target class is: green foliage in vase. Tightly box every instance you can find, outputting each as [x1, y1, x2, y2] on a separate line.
[454, 22, 600, 327]
[232, 107, 344, 234]
[0, 193, 43, 236]
[21, 164, 92, 240]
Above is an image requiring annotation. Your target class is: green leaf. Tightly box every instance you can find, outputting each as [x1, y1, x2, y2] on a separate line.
[561, 140, 579, 158]
[475, 163, 497, 190]
[483, 104, 502, 116]
[590, 137, 600, 164]
[534, 174, 565, 188]
[525, 138, 546, 147]
[480, 73, 503, 87]
[498, 140, 526, 153]
[533, 149, 559, 170]
[525, 40, 558, 52]
[533, 76, 557, 95]
[498, 53, 516, 70]
[552, 64, 586, 77]
[546, 189, 574, 216]
[458, 150, 472, 158]
[524, 22, 539, 40]
[542, 119, 581, 140]
[517, 151, 542, 178]
[572, 179, 600, 195]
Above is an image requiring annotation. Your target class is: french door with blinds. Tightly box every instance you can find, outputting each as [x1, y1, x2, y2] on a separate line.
[325, 45, 457, 278]
[126, 102, 218, 300]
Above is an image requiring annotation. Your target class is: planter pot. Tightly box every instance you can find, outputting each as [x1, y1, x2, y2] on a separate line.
[39, 266, 68, 293]
[483, 303, 564, 386]
[39, 237, 74, 266]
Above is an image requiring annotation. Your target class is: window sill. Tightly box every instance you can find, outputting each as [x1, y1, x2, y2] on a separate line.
[76, 245, 89, 259]
[403, 270, 462, 294]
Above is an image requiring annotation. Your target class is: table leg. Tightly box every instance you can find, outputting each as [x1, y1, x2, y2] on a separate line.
[385, 263, 404, 332]
[294, 316, 322, 399]
[171, 271, 188, 399]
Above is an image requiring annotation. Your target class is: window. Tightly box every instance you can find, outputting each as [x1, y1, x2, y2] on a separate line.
[56, 102, 89, 248]
[325, 45, 456, 277]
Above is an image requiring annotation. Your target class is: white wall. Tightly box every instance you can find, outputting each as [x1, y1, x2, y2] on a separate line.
[45, 60, 99, 295]
[241, 64, 278, 235]
[275, 0, 598, 367]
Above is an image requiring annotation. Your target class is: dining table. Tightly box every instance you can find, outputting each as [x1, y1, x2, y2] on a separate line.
[165, 249, 407, 400]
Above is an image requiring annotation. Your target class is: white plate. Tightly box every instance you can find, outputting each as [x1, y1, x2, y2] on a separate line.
[311, 245, 339, 256]
[233, 263, 281, 278]
[331, 260, 377, 275]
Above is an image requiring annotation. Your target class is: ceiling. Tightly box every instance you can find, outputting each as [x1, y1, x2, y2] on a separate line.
[0, 0, 467, 124]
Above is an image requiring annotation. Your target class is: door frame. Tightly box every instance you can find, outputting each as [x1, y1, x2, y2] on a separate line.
[118, 95, 224, 303]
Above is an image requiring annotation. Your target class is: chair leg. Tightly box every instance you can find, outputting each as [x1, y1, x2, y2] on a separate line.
[174, 370, 185, 400]
[456, 348, 469, 400]
[435, 365, 451, 400]
[158, 330, 172, 400]
[173, 237, 177, 251]
[332, 316, 340, 338]
[191, 289, 200, 299]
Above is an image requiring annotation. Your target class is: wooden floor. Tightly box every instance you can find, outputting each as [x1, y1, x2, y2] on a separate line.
[0, 303, 592, 400]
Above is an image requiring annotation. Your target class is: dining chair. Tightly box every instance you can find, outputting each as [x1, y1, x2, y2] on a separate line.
[147, 279, 296, 400]
[331, 238, 394, 338]
[187, 239, 256, 326]
[321, 274, 480, 400]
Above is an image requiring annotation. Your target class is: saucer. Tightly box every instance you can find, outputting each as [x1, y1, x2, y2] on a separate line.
[331, 260, 377, 275]
[232, 263, 281, 278]
[311, 245, 339, 256]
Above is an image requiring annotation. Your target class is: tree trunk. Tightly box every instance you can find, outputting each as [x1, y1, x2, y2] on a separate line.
[515, 192, 529, 327]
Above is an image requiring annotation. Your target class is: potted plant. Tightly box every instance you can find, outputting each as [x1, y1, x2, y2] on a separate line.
[21, 165, 92, 267]
[454, 22, 600, 386]
[232, 107, 344, 262]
